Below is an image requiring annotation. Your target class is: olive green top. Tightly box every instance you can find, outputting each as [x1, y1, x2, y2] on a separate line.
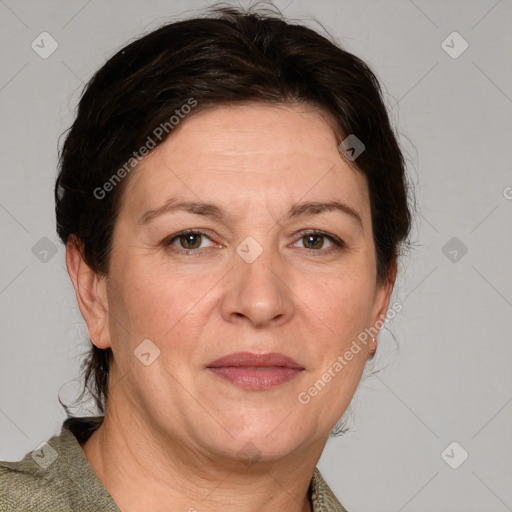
[1, 417, 348, 511]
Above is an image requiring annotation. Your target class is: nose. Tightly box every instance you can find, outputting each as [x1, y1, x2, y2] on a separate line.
[220, 243, 295, 328]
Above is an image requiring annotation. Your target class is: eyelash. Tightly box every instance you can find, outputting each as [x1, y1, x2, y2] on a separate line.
[163, 228, 345, 256]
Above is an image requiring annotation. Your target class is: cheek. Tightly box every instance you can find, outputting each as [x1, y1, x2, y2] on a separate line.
[106, 266, 211, 398]
[112, 261, 216, 349]
[302, 268, 375, 344]
[297, 273, 374, 421]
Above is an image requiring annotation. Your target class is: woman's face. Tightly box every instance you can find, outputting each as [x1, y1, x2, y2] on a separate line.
[86, 103, 394, 463]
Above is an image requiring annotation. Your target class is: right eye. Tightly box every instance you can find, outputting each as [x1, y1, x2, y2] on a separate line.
[163, 229, 218, 254]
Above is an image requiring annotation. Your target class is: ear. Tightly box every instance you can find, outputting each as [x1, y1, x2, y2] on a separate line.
[368, 258, 398, 356]
[65, 236, 111, 350]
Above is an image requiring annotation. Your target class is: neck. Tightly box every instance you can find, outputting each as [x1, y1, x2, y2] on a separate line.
[80, 401, 320, 512]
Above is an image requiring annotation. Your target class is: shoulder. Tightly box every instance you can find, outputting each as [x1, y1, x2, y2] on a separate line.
[0, 453, 75, 511]
[0, 416, 116, 512]
[310, 467, 350, 512]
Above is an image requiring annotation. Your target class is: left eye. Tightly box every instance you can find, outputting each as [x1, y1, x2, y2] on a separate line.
[293, 231, 339, 251]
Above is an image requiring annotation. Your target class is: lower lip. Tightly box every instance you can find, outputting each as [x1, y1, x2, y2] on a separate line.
[207, 367, 303, 390]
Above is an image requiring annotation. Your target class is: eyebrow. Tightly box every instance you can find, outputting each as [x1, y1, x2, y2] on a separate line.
[139, 198, 363, 230]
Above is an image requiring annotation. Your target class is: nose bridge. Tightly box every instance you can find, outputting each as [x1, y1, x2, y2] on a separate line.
[222, 235, 294, 327]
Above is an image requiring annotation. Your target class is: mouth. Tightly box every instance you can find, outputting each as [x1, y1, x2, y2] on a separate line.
[206, 352, 305, 391]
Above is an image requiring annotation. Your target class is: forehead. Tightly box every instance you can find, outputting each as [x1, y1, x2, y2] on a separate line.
[121, 103, 370, 221]
[162, 102, 339, 157]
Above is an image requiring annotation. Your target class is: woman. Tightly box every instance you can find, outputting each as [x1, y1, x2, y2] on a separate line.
[0, 4, 411, 511]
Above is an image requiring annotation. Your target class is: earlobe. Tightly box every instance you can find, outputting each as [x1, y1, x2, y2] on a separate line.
[368, 336, 378, 358]
[65, 237, 111, 350]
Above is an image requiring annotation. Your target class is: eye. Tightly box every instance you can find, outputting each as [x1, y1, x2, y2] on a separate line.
[292, 230, 344, 253]
[163, 228, 344, 256]
[164, 229, 217, 253]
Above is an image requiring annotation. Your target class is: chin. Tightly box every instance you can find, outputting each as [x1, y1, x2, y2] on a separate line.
[207, 413, 311, 462]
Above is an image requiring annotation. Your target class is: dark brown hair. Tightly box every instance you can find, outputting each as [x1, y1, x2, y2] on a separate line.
[55, 3, 412, 420]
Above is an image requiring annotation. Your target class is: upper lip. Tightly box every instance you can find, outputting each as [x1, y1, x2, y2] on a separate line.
[207, 352, 304, 369]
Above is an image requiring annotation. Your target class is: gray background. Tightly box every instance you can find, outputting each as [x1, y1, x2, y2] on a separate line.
[1, 1, 511, 511]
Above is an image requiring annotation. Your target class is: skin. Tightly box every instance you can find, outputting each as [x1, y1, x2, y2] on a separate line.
[66, 102, 396, 512]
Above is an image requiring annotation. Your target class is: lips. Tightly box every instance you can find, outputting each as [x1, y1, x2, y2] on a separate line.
[207, 351, 304, 369]
[206, 351, 304, 391]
